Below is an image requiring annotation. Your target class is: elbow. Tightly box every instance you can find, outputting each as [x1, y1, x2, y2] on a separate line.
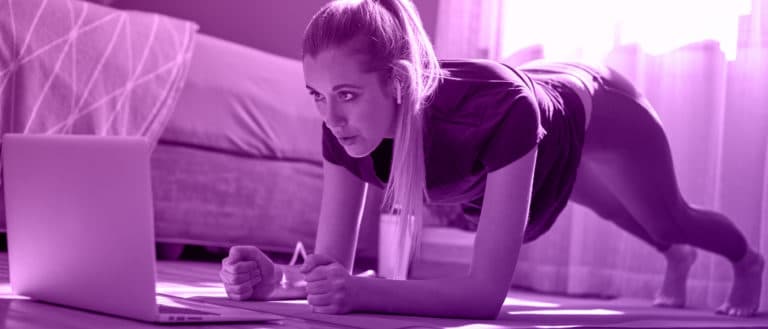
[480, 294, 505, 320]
[463, 286, 506, 320]
[471, 306, 501, 320]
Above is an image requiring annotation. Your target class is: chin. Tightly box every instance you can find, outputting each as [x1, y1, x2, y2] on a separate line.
[344, 146, 373, 158]
[343, 140, 376, 158]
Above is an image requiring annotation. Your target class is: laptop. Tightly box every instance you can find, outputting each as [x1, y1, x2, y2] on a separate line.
[1, 133, 285, 323]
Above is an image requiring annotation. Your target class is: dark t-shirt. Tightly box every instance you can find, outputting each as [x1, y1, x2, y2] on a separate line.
[322, 59, 587, 243]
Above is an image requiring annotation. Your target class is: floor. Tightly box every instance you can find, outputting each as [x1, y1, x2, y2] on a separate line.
[0, 251, 767, 329]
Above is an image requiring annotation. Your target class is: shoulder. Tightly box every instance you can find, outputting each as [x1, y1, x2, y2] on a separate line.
[428, 59, 535, 127]
[425, 60, 544, 173]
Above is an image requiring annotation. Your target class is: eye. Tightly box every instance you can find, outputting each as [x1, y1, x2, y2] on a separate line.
[308, 91, 325, 102]
[338, 91, 357, 102]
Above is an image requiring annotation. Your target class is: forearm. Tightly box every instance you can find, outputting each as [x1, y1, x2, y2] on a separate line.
[350, 276, 505, 319]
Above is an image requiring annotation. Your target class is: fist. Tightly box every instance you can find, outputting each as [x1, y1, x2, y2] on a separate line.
[220, 246, 280, 301]
[300, 253, 355, 314]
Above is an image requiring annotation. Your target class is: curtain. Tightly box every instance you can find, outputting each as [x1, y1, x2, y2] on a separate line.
[434, 0, 768, 311]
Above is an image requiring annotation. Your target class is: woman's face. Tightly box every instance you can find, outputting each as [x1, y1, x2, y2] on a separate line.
[303, 48, 397, 158]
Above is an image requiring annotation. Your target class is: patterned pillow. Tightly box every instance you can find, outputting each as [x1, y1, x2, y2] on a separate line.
[0, 0, 198, 147]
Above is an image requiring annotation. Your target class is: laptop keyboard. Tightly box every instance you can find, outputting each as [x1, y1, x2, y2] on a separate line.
[158, 305, 220, 316]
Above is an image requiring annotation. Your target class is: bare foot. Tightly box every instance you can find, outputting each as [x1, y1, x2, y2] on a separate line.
[653, 244, 697, 308]
[716, 249, 764, 317]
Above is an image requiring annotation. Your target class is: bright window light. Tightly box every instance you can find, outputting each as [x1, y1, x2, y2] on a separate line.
[0, 283, 29, 300]
[499, 0, 752, 61]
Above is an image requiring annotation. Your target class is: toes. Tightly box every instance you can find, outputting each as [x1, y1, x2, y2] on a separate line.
[733, 308, 756, 317]
[715, 305, 756, 317]
[730, 308, 747, 317]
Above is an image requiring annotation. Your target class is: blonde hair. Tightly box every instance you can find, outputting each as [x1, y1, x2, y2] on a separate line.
[303, 0, 443, 252]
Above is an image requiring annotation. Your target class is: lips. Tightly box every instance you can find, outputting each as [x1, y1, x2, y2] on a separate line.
[338, 135, 358, 146]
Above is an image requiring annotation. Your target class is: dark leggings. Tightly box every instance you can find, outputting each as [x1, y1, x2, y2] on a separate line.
[572, 64, 749, 263]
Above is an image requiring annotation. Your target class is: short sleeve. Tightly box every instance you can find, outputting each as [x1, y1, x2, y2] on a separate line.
[479, 90, 546, 172]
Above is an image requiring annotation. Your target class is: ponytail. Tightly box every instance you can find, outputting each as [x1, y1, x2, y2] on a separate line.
[303, 0, 444, 266]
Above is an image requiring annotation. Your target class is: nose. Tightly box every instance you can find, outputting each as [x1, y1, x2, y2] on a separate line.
[324, 101, 348, 129]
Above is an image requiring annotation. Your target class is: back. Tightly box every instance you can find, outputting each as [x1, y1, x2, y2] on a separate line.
[2, 134, 158, 321]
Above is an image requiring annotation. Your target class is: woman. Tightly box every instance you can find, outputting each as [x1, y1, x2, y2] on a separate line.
[219, 0, 764, 319]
